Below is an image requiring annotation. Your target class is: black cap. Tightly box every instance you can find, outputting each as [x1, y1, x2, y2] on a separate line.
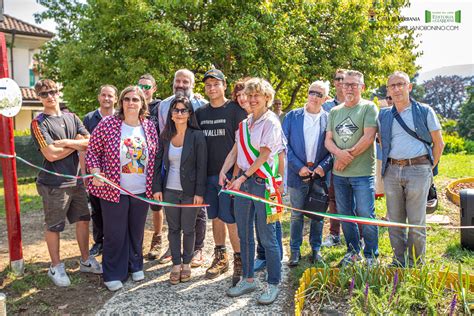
[203, 69, 225, 82]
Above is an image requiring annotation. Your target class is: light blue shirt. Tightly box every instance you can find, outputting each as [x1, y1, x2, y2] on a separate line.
[158, 94, 208, 133]
[384, 105, 441, 159]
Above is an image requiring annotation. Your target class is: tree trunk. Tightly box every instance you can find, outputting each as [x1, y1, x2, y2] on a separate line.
[284, 83, 302, 112]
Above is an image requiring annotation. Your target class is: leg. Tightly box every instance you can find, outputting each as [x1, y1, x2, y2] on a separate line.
[288, 185, 308, 254]
[101, 196, 130, 282]
[309, 218, 324, 253]
[128, 194, 149, 273]
[194, 207, 207, 251]
[275, 221, 283, 260]
[45, 231, 61, 266]
[351, 176, 378, 258]
[67, 185, 92, 262]
[181, 197, 199, 265]
[327, 172, 341, 237]
[75, 221, 90, 262]
[227, 223, 240, 253]
[384, 164, 408, 265]
[212, 218, 227, 246]
[164, 190, 183, 266]
[89, 194, 104, 244]
[153, 209, 163, 234]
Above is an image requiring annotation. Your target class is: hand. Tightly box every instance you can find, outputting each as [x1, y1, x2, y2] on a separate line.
[277, 183, 284, 195]
[298, 166, 312, 177]
[53, 139, 71, 148]
[92, 173, 106, 187]
[335, 149, 354, 165]
[153, 192, 163, 202]
[227, 176, 244, 191]
[75, 134, 85, 140]
[193, 195, 203, 205]
[334, 159, 348, 172]
[313, 166, 325, 177]
[218, 171, 228, 187]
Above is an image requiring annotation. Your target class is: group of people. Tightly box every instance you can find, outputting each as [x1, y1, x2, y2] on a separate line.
[30, 66, 444, 305]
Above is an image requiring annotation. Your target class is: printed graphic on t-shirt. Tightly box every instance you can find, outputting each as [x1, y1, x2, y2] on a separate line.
[121, 137, 148, 174]
[200, 119, 227, 137]
[335, 117, 359, 143]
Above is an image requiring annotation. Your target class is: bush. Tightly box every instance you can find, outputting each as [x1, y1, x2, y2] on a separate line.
[13, 129, 31, 137]
[443, 133, 465, 154]
[465, 140, 474, 154]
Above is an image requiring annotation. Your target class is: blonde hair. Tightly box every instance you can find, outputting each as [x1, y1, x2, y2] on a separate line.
[244, 78, 275, 108]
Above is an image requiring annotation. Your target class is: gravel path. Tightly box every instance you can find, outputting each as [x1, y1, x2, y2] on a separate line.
[97, 218, 293, 315]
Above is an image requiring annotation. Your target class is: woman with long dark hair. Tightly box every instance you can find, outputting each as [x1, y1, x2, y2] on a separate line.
[152, 96, 207, 284]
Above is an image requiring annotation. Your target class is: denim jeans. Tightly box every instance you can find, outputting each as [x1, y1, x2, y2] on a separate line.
[234, 176, 281, 285]
[333, 175, 378, 258]
[288, 184, 323, 253]
[256, 220, 283, 261]
[383, 163, 432, 265]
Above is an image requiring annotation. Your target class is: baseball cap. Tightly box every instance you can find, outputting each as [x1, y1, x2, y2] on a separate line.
[203, 69, 225, 82]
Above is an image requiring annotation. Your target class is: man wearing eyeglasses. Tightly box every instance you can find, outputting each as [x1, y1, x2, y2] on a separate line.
[31, 79, 102, 287]
[378, 71, 444, 267]
[272, 99, 286, 124]
[325, 70, 379, 267]
[157, 69, 208, 265]
[82, 84, 118, 257]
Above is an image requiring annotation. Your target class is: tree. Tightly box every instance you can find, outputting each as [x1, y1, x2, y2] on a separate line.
[458, 86, 474, 140]
[421, 75, 474, 119]
[35, 0, 419, 116]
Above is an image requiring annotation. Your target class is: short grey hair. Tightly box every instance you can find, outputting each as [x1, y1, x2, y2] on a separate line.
[345, 70, 364, 84]
[244, 78, 275, 108]
[174, 69, 195, 86]
[388, 71, 410, 84]
[309, 80, 330, 97]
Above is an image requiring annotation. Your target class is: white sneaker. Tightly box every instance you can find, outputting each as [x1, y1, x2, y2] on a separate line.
[131, 270, 144, 282]
[80, 256, 103, 274]
[48, 263, 71, 287]
[104, 280, 123, 291]
[321, 235, 341, 247]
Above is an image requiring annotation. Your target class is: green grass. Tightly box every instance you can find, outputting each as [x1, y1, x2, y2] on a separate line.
[0, 182, 43, 216]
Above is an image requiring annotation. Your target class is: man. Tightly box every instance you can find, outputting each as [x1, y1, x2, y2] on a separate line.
[272, 99, 286, 124]
[379, 71, 444, 267]
[321, 69, 346, 248]
[82, 84, 118, 256]
[158, 69, 208, 265]
[283, 80, 333, 267]
[31, 79, 102, 287]
[195, 69, 247, 286]
[137, 74, 165, 260]
[325, 70, 379, 267]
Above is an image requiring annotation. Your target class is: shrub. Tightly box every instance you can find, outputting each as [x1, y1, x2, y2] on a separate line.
[442, 133, 465, 154]
[465, 140, 474, 154]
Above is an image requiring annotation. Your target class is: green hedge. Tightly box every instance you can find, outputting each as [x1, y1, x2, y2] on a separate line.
[442, 133, 474, 154]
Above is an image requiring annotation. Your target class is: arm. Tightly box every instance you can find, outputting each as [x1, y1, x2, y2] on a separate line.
[152, 137, 165, 195]
[40, 145, 76, 162]
[348, 127, 377, 157]
[430, 129, 444, 168]
[53, 135, 90, 151]
[228, 147, 271, 190]
[219, 144, 238, 186]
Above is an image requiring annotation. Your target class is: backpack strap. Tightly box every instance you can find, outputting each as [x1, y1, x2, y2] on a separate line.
[391, 106, 431, 146]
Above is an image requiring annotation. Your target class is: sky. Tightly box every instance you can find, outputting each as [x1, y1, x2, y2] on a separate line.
[3, 0, 473, 76]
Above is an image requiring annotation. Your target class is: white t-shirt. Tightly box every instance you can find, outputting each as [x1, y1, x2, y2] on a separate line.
[303, 108, 321, 163]
[166, 143, 183, 191]
[119, 122, 148, 194]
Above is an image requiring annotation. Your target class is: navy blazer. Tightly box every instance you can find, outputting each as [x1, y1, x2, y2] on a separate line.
[282, 107, 333, 188]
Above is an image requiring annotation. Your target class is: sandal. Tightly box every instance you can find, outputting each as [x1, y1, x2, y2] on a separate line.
[170, 270, 180, 285]
[180, 268, 191, 282]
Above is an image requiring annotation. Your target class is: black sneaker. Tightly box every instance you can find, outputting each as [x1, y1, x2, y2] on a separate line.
[89, 243, 103, 257]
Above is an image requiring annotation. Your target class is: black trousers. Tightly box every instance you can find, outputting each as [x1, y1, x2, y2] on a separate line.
[90, 194, 103, 244]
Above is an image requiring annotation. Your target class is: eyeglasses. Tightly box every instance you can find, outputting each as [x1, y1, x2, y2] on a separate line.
[38, 90, 58, 98]
[385, 96, 392, 101]
[172, 108, 190, 115]
[138, 84, 153, 91]
[334, 77, 344, 82]
[123, 97, 141, 103]
[308, 90, 324, 98]
[387, 82, 407, 90]
[342, 83, 361, 89]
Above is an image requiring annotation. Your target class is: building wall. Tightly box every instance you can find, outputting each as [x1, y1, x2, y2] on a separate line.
[14, 109, 32, 131]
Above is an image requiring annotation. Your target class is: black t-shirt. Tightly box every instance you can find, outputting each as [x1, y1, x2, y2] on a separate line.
[148, 99, 161, 136]
[30, 112, 89, 188]
[195, 100, 247, 176]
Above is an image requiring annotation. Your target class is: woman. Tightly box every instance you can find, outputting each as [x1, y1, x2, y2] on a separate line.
[219, 78, 284, 305]
[283, 81, 333, 267]
[232, 78, 250, 113]
[86, 86, 158, 291]
[152, 96, 207, 285]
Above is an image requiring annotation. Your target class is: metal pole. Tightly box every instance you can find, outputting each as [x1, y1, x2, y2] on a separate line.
[0, 31, 24, 275]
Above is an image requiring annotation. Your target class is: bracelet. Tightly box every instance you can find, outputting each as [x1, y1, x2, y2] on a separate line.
[242, 173, 250, 179]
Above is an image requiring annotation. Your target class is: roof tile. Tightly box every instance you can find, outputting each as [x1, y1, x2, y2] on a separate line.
[0, 14, 54, 38]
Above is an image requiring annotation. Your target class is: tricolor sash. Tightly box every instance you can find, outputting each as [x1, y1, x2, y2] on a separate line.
[238, 119, 283, 223]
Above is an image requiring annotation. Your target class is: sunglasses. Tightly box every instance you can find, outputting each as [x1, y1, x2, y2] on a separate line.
[123, 97, 141, 103]
[334, 77, 344, 82]
[138, 84, 153, 91]
[172, 108, 190, 115]
[308, 90, 324, 98]
[38, 90, 58, 98]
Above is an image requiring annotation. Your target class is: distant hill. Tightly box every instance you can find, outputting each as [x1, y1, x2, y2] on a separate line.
[417, 64, 474, 83]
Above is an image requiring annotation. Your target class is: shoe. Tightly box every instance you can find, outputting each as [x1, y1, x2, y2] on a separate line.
[80, 256, 103, 274]
[180, 267, 191, 282]
[338, 252, 363, 267]
[158, 248, 172, 264]
[132, 270, 144, 282]
[254, 258, 266, 272]
[147, 233, 163, 260]
[366, 257, 379, 268]
[104, 280, 123, 291]
[321, 234, 341, 248]
[89, 243, 103, 257]
[170, 268, 181, 285]
[232, 253, 243, 286]
[311, 251, 323, 264]
[226, 279, 257, 297]
[205, 247, 229, 279]
[258, 284, 280, 305]
[48, 263, 71, 287]
[287, 252, 301, 267]
[190, 249, 203, 268]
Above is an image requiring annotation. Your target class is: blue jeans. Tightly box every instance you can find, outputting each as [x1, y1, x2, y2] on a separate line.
[256, 221, 283, 261]
[289, 184, 323, 253]
[234, 177, 281, 285]
[333, 175, 378, 258]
